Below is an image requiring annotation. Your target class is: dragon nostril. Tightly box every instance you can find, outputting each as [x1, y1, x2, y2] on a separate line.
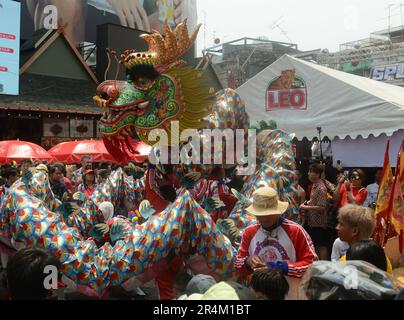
[101, 92, 109, 100]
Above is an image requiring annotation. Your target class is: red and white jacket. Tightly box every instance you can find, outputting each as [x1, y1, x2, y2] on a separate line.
[235, 219, 318, 279]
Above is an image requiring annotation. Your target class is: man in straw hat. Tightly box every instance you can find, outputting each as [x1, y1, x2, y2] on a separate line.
[236, 187, 318, 283]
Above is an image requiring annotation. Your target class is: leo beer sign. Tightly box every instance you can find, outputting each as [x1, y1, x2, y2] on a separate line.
[266, 69, 307, 111]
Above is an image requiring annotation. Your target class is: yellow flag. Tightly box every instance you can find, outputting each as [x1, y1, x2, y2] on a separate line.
[400, 141, 404, 177]
[375, 142, 393, 216]
[374, 141, 394, 245]
[391, 141, 404, 252]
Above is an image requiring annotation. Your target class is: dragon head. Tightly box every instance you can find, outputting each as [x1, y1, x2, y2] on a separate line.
[94, 21, 213, 162]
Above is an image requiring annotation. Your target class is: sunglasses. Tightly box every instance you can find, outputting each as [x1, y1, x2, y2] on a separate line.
[350, 174, 361, 181]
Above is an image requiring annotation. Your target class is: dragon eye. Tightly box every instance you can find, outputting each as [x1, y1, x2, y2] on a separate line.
[107, 88, 119, 99]
[133, 76, 154, 90]
[127, 65, 160, 90]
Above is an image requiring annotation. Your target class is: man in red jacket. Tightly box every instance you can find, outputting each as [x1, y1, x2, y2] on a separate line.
[236, 187, 318, 285]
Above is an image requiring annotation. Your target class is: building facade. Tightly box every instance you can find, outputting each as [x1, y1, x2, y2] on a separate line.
[0, 28, 102, 148]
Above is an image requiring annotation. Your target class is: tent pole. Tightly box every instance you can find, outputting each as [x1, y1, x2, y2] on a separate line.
[317, 127, 324, 161]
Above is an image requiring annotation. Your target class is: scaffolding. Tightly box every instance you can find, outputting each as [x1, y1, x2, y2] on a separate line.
[203, 37, 298, 56]
[319, 27, 404, 68]
[318, 43, 404, 68]
[203, 37, 300, 86]
[319, 42, 404, 67]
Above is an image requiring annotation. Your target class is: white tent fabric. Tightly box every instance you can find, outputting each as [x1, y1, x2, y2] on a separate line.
[237, 54, 404, 141]
[331, 130, 404, 168]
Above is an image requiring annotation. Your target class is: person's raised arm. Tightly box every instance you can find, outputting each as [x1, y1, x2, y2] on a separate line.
[333, 175, 345, 202]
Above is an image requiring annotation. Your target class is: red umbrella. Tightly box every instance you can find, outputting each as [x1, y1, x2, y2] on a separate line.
[48, 140, 117, 164]
[0, 140, 54, 164]
[129, 140, 152, 163]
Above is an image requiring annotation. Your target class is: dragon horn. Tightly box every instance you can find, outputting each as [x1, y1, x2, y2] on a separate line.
[104, 48, 112, 81]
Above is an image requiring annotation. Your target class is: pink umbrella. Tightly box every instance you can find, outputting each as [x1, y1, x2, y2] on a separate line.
[48, 140, 117, 164]
[0, 140, 54, 164]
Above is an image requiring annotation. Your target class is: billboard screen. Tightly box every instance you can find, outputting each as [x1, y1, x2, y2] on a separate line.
[0, 0, 21, 95]
[17, 0, 197, 46]
[96, 23, 196, 82]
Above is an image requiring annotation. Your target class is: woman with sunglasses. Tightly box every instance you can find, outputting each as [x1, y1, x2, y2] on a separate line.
[333, 169, 368, 207]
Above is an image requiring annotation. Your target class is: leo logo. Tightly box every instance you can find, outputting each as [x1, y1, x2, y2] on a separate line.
[266, 69, 307, 111]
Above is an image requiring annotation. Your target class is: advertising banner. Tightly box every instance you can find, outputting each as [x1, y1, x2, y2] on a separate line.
[237, 54, 404, 142]
[371, 63, 404, 86]
[266, 69, 307, 111]
[0, 0, 21, 95]
[17, 0, 197, 46]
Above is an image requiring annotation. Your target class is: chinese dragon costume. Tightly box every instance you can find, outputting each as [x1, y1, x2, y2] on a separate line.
[0, 21, 301, 297]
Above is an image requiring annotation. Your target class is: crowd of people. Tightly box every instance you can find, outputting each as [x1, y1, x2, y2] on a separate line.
[0, 155, 403, 301]
[0, 156, 147, 206]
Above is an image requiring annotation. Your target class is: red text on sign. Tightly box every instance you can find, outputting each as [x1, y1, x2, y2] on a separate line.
[0, 47, 14, 54]
[0, 33, 16, 40]
[266, 89, 307, 110]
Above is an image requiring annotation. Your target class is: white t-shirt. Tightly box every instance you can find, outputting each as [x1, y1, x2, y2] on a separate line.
[331, 238, 349, 261]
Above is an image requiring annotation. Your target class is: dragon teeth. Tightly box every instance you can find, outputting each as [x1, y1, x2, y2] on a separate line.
[102, 102, 148, 123]
[138, 101, 149, 109]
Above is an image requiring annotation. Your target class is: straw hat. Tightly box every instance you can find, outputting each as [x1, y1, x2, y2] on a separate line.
[36, 164, 48, 173]
[246, 187, 289, 216]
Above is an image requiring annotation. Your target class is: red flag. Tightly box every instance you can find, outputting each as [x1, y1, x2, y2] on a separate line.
[374, 141, 394, 246]
[391, 140, 404, 252]
[400, 140, 404, 177]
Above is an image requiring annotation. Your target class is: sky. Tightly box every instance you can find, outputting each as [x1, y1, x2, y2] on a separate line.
[196, 0, 404, 54]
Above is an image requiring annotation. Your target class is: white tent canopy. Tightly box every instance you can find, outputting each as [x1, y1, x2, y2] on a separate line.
[331, 130, 404, 168]
[237, 54, 404, 140]
[237, 54, 404, 167]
